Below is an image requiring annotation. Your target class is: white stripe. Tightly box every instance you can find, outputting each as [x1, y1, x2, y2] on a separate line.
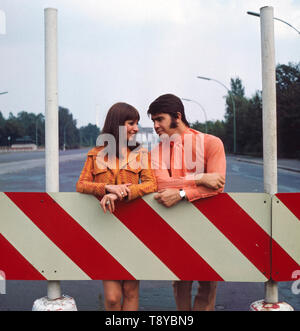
[228, 193, 271, 235]
[143, 194, 268, 282]
[272, 197, 300, 265]
[0, 193, 90, 280]
[51, 193, 178, 280]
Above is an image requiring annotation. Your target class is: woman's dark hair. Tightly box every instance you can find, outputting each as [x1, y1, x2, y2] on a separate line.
[147, 94, 190, 127]
[100, 102, 140, 158]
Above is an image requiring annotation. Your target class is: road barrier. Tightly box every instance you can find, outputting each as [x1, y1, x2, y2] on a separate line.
[0, 192, 299, 282]
[272, 193, 300, 281]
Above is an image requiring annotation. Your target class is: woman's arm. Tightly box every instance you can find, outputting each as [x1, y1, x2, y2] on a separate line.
[127, 152, 157, 201]
[76, 154, 106, 197]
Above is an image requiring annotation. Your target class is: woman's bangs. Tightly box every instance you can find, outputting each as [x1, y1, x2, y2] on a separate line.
[126, 108, 140, 123]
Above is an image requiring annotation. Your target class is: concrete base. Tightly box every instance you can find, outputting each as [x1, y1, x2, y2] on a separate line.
[32, 295, 77, 311]
[250, 299, 294, 311]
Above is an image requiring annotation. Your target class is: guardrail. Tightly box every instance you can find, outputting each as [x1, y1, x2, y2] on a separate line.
[1, 192, 299, 282]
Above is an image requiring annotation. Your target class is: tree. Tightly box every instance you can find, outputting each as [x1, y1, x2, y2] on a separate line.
[243, 91, 263, 155]
[276, 63, 300, 158]
[190, 120, 226, 144]
[224, 77, 249, 153]
[0, 111, 6, 145]
[79, 123, 100, 147]
[4, 112, 25, 144]
[59, 107, 80, 149]
[35, 113, 45, 146]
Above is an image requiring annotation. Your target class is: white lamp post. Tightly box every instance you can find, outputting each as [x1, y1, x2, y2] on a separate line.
[181, 98, 208, 133]
[197, 76, 237, 153]
[247, 11, 300, 35]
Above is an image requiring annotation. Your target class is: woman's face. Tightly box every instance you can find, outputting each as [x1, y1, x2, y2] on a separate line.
[124, 119, 139, 141]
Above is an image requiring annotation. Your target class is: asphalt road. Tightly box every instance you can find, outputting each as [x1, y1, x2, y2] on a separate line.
[0, 149, 299, 311]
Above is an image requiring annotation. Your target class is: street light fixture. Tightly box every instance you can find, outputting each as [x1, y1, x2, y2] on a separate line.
[247, 11, 300, 35]
[197, 76, 237, 154]
[0, 91, 8, 95]
[181, 98, 208, 133]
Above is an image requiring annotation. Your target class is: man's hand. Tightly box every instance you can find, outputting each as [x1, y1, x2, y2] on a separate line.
[195, 173, 225, 190]
[154, 189, 182, 208]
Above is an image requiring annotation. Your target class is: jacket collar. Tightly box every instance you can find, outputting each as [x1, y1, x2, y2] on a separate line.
[92, 146, 142, 170]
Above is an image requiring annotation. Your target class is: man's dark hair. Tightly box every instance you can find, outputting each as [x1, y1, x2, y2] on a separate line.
[147, 94, 190, 128]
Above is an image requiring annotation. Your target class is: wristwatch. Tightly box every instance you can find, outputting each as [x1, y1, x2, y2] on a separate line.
[179, 189, 186, 200]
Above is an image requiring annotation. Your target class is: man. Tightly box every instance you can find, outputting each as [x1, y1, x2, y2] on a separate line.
[147, 94, 226, 311]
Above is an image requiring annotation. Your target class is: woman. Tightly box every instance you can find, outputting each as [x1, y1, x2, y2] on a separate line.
[76, 102, 157, 311]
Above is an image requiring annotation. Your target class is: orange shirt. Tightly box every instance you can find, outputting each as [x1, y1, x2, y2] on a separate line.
[151, 128, 226, 202]
[76, 146, 157, 201]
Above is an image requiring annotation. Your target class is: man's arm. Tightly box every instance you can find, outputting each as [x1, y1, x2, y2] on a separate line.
[153, 135, 226, 207]
[185, 135, 226, 202]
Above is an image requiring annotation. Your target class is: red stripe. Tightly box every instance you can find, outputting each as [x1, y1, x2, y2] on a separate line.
[272, 193, 300, 281]
[0, 234, 46, 280]
[5, 192, 134, 280]
[276, 193, 300, 221]
[192, 194, 270, 277]
[272, 239, 300, 281]
[113, 198, 223, 281]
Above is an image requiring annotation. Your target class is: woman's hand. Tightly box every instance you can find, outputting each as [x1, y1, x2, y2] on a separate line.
[100, 193, 118, 213]
[105, 184, 131, 200]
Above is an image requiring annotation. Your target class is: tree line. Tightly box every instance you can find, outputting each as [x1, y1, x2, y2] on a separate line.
[191, 62, 300, 158]
[0, 62, 299, 157]
[0, 107, 100, 150]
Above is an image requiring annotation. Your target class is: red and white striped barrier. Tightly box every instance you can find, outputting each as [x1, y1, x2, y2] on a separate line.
[272, 193, 300, 281]
[0, 192, 273, 282]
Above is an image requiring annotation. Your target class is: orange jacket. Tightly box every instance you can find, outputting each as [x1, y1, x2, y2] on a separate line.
[76, 146, 157, 201]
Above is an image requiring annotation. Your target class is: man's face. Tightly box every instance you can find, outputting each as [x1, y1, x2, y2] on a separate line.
[151, 113, 177, 136]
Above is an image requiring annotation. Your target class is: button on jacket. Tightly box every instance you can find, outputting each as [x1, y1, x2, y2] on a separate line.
[76, 146, 157, 201]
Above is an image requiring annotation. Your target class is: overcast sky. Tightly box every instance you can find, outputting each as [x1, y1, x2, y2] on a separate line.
[0, 0, 299, 129]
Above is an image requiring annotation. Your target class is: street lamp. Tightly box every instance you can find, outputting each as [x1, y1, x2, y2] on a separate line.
[197, 76, 237, 154]
[35, 120, 39, 147]
[247, 11, 300, 35]
[63, 124, 68, 151]
[181, 98, 208, 133]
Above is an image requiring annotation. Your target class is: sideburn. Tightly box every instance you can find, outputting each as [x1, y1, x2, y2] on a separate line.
[170, 117, 178, 129]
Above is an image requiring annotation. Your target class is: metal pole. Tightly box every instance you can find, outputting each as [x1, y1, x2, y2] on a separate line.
[247, 11, 300, 35]
[45, 8, 61, 301]
[63, 125, 66, 151]
[35, 121, 38, 147]
[227, 91, 236, 154]
[197, 77, 237, 153]
[214, 80, 236, 154]
[260, 6, 278, 304]
[181, 98, 208, 133]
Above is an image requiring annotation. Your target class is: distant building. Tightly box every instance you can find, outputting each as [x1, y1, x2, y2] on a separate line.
[137, 126, 158, 150]
[11, 136, 37, 151]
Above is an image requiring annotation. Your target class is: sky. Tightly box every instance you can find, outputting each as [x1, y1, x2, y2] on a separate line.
[0, 0, 299, 129]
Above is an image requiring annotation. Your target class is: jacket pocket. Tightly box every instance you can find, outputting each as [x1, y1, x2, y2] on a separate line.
[92, 157, 108, 176]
